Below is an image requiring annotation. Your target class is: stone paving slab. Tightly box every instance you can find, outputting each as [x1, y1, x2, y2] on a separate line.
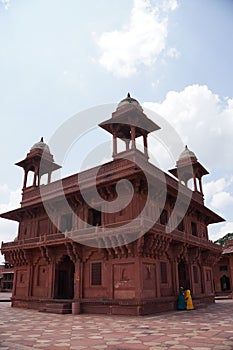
[1, 299, 233, 350]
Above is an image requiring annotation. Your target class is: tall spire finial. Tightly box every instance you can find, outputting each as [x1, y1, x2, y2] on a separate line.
[127, 92, 131, 98]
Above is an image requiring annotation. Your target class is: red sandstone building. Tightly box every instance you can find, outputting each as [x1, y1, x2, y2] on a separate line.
[0, 262, 14, 292]
[213, 240, 233, 296]
[0, 95, 224, 315]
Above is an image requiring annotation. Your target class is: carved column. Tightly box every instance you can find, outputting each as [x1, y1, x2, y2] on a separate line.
[113, 132, 117, 156]
[74, 261, 83, 299]
[49, 260, 56, 298]
[131, 126, 136, 149]
[143, 134, 148, 157]
[155, 260, 161, 298]
[27, 264, 34, 297]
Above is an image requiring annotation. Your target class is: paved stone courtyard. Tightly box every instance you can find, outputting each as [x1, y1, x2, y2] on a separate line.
[1, 294, 233, 350]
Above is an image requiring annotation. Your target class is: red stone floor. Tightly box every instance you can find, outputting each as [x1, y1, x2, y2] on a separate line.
[0, 297, 233, 350]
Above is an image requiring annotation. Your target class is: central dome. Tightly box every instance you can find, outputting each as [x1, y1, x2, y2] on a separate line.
[117, 93, 143, 112]
[30, 137, 51, 153]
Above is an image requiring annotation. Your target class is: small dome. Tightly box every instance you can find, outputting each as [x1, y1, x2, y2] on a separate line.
[178, 145, 197, 161]
[117, 93, 143, 111]
[30, 137, 50, 153]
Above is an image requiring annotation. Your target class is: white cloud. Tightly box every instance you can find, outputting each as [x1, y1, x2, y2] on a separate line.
[211, 222, 233, 242]
[211, 192, 233, 210]
[219, 222, 233, 236]
[1, 0, 10, 10]
[0, 184, 9, 193]
[204, 176, 233, 201]
[143, 84, 233, 241]
[95, 0, 178, 77]
[0, 187, 21, 214]
[167, 47, 180, 59]
[143, 84, 233, 170]
[202, 176, 233, 212]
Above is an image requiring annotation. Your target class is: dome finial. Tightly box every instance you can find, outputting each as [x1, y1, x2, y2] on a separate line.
[178, 145, 197, 162]
[127, 92, 130, 98]
[40, 137, 44, 142]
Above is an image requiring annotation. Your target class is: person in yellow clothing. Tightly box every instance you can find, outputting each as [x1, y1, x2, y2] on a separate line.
[184, 288, 195, 310]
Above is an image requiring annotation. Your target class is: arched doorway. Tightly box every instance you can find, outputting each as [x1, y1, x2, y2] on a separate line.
[55, 255, 75, 299]
[178, 260, 190, 289]
[220, 275, 230, 291]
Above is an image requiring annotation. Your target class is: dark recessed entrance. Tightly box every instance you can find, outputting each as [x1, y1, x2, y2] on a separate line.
[178, 260, 190, 289]
[55, 255, 74, 299]
[220, 275, 230, 291]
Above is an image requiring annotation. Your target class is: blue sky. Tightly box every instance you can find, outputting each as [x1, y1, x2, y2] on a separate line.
[0, 0, 233, 249]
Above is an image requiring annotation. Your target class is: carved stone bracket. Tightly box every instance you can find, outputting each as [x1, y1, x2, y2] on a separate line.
[136, 236, 144, 257]
[187, 247, 200, 264]
[168, 243, 188, 262]
[5, 249, 30, 266]
[82, 250, 94, 262]
[65, 241, 82, 262]
[201, 250, 222, 267]
[40, 246, 53, 264]
[142, 233, 171, 259]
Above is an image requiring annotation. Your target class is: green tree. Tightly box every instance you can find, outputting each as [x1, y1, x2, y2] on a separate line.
[215, 233, 233, 247]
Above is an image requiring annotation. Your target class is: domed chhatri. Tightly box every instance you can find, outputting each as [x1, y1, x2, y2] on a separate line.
[30, 137, 51, 153]
[178, 145, 197, 162]
[169, 145, 209, 194]
[117, 92, 143, 112]
[99, 93, 160, 160]
[15, 137, 61, 188]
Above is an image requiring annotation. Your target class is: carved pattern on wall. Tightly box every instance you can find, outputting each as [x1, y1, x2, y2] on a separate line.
[65, 241, 82, 262]
[201, 250, 222, 267]
[187, 247, 200, 264]
[143, 233, 171, 258]
[167, 243, 188, 262]
[40, 246, 54, 264]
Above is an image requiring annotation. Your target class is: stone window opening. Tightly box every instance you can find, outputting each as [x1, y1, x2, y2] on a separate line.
[160, 209, 168, 226]
[88, 208, 102, 226]
[177, 216, 184, 232]
[60, 213, 73, 232]
[191, 222, 197, 236]
[160, 262, 168, 284]
[91, 262, 102, 286]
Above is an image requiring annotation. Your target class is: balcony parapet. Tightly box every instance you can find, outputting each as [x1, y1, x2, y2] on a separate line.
[1, 217, 222, 254]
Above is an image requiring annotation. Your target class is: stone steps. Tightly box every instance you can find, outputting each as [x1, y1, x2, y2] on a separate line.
[39, 302, 72, 314]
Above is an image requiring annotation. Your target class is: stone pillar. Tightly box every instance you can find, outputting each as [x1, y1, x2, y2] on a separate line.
[143, 134, 148, 157]
[131, 126, 136, 149]
[171, 260, 179, 294]
[12, 268, 17, 297]
[48, 172, 51, 184]
[156, 260, 161, 298]
[33, 170, 37, 187]
[23, 170, 28, 188]
[74, 261, 82, 299]
[135, 258, 142, 300]
[49, 261, 56, 298]
[193, 175, 197, 191]
[198, 178, 203, 194]
[27, 264, 34, 297]
[200, 265, 206, 294]
[113, 132, 117, 156]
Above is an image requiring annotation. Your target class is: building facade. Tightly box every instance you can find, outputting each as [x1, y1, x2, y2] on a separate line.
[213, 240, 233, 296]
[1, 95, 224, 315]
[0, 262, 14, 292]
